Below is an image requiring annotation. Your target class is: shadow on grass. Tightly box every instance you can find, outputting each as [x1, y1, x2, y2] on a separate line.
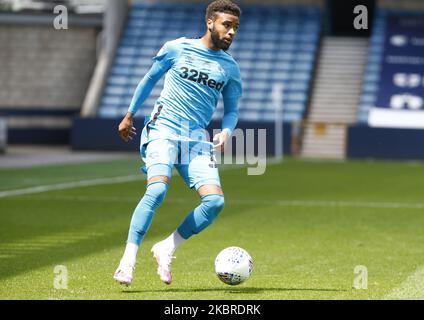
[0, 195, 253, 281]
[0, 161, 355, 284]
[120, 287, 347, 294]
[0, 158, 294, 283]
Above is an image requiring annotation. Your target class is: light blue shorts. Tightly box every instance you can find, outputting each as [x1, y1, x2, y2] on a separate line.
[140, 123, 221, 190]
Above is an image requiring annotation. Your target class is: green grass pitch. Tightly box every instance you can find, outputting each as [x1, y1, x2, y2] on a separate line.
[1, 157, 424, 300]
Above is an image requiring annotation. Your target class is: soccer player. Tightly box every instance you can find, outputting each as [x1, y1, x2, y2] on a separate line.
[113, 0, 242, 286]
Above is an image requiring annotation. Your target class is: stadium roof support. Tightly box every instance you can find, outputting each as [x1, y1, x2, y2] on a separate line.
[81, 0, 129, 117]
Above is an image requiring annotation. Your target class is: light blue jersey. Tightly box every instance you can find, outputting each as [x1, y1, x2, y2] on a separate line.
[128, 37, 242, 145]
[152, 37, 242, 129]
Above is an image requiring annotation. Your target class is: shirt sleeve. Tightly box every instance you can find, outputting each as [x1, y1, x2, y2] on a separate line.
[222, 63, 242, 99]
[221, 96, 239, 136]
[127, 61, 166, 115]
[221, 63, 242, 136]
[127, 41, 180, 115]
[152, 40, 180, 72]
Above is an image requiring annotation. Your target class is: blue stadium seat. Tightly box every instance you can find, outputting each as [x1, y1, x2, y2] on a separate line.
[357, 8, 424, 123]
[98, 3, 321, 123]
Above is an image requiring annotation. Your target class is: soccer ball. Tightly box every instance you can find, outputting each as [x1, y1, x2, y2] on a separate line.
[214, 246, 253, 285]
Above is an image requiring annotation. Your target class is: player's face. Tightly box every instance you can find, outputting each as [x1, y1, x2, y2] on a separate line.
[209, 13, 239, 51]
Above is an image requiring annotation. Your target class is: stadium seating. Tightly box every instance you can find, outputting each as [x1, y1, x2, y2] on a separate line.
[98, 3, 321, 123]
[357, 9, 424, 124]
[357, 9, 386, 123]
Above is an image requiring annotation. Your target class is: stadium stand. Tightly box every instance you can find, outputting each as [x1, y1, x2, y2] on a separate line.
[357, 9, 386, 123]
[357, 8, 424, 124]
[98, 2, 322, 124]
[301, 36, 368, 160]
[0, 0, 103, 144]
[0, 0, 104, 13]
[347, 1, 424, 160]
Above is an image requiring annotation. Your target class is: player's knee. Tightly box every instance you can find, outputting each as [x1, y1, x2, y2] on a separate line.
[203, 194, 225, 218]
[144, 181, 169, 207]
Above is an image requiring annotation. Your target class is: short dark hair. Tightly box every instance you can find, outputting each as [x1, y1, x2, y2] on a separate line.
[205, 0, 242, 21]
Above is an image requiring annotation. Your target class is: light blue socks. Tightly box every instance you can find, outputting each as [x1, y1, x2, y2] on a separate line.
[127, 183, 224, 246]
[127, 181, 169, 245]
[177, 194, 225, 239]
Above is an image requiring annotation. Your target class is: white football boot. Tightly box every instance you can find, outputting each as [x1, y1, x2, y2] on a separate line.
[113, 263, 135, 286]
[151, 242, 175, 285]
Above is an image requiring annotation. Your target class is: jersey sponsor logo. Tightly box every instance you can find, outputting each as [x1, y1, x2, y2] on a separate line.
[179, 67, 225, 91]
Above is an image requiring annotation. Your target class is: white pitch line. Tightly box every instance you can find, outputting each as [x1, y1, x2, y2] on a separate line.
[10, 195, 424, 210]
[271, 199, 424, 210]
[0, 158, 281, 199]
[383, 266, 424, 300]
[0, 175, 142, 199]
